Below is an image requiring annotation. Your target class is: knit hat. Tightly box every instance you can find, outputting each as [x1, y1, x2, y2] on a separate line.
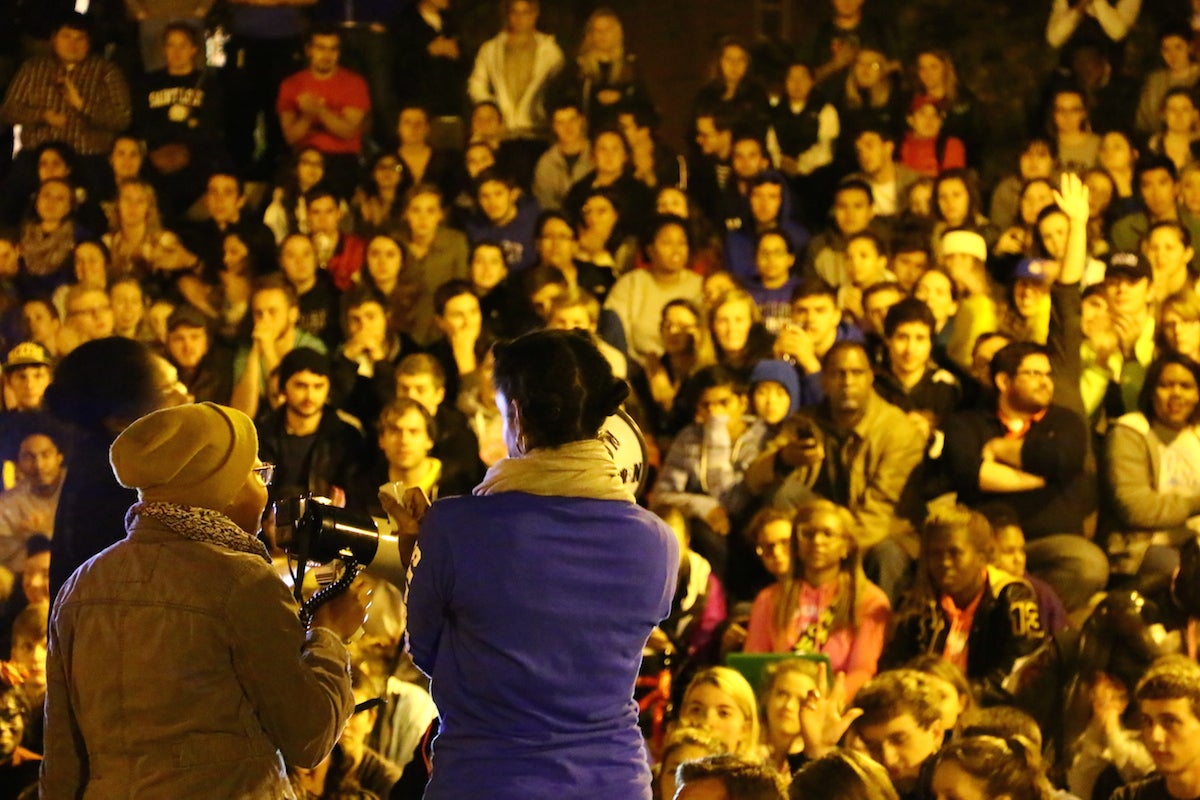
[749, 359, 801, 415]
[940, 230, 987, 262]
[110, 403, 258, 509]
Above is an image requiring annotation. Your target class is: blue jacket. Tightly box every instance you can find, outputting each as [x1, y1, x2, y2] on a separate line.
[408, 491, 678, 799]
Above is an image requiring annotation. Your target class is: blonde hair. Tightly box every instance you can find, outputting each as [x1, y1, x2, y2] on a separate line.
[681, 666, 761, 758]
[577, 8, 628, 82]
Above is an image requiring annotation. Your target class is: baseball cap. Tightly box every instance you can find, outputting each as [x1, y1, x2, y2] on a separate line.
[1104, 251, 1152, 283]
[5, 341, 52, 370]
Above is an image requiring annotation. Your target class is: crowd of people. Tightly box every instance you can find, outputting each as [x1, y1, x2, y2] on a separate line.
[4, 0, 1200, 796]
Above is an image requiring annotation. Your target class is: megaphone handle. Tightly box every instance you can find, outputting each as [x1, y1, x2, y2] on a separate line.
[300, 557, 361, 630]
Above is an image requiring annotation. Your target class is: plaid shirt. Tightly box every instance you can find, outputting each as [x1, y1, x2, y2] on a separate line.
[1, 55, 131, 155]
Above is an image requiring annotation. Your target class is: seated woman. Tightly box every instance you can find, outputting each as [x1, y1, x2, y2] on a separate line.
[1159, 289, 1200, 363]
[352, 152, 412, 238]
[642, 298, 716, 439]
[565, 8, 650, 129]
[708, 288, 774, 382]
[102, 179, 193, 300]
[676, 665, 765, 762]
[18, 179, 89, 301]
[393, 104, 458, 197]
[53, 239, 111, 320]
[574, 187, 638, 281]
[883, 505, 1045, 704]
[263, 147, 348, 243]
[1105, 354, 1200, 581]
[563, 128, 654, 229]
[654, 186, 722, 275]
[604, 214, 704, 366]
[743, 499, 890, 699]
[758, 657, 822, 777]
[992, 177, 1056, 261]
[360, 234, 422, 344]
[1146, 88, 1200, 174]
[930, 169, 998, 259]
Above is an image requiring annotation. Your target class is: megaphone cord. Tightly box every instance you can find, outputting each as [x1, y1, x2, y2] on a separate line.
[300, 557, 361, 629]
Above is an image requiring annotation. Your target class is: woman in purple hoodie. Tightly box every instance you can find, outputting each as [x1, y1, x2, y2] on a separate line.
[406, 329, 679, 799]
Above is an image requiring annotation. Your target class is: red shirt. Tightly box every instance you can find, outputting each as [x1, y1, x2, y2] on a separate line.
[276, 67, 370, 154]
[900, 134, 966, 177]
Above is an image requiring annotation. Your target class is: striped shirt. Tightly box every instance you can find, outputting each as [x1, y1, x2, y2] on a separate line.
[1, 55, 131, 155]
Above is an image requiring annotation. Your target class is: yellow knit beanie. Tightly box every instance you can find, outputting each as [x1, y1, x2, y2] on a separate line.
[110, 403, 258, 509]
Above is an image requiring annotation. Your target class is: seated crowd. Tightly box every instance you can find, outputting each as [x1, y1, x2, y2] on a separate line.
[6, 0, 1200, 797]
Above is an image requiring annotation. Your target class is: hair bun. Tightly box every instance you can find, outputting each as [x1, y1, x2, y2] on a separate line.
[600, 379, 630, 417]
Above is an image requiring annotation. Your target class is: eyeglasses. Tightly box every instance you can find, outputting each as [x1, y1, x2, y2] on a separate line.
[1015, 368, 1054, 380]
[253, 463, 275, 486]
[796, 527, 843, 542]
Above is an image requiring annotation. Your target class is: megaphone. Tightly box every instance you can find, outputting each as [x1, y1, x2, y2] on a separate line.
[274, 409, 652, 608]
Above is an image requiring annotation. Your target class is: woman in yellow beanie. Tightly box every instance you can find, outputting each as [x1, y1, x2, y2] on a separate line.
[40, 402, 367, 798]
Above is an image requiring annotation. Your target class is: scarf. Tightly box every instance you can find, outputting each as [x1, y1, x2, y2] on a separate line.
[129, 501, 271, 563]
[473, 438, 634, 503]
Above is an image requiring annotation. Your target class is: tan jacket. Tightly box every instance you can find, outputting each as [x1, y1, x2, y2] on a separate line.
[746, 392, 925, 554]
[42, 514, 354, 798]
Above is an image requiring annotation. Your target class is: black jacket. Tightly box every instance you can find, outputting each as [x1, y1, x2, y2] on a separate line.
[257, 406, 368, 513]
[883, 566, 1045, 703]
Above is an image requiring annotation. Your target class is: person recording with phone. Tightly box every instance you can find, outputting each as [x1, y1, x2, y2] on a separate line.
[393, 329, 678, 799]
[41, 403, 367, 798]
[746, 341, 925, 603]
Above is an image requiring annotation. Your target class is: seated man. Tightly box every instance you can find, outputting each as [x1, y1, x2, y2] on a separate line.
[463, 168, 540, 273]
[1113, 656, 1200, 800]
[56, 287, 114, 357]
[277, 24, 370, 199]
[0, 680, 39, 795]
[425, 279, 491, 405]
[852, 669, 948, 800]
[850, 125, 920, 218]
[803, 177, 883, 290]
[872, 297, 962, 443]
[307, 186, 366, 292]
[674, 754, 787, 800]
[531, 99, 594, 212]
[331, 287, 419, 435]
[279, 232, 342, 350]
[941, 341, 1106, 612]
[163, 305, 233, 405]
[0, 341, 59, 475]
[650, 365, 768, 589]
[255, 348, 367, 510]
[394, 353, 484, 496]
[725, 173, 810, 285]
[0, 431, 66, 575]
[747, 341, 924, 601]
[771, 277, 864, 407]
[231, 275, 328, 419]
[361, 398, 473, 515]
[883, 506, 1045, 703]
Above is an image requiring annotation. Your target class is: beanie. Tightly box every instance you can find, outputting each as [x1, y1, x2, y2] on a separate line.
[749, 358, 802, 415]
[110, 403, 258, 509]
[940, 230, 987, 262]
